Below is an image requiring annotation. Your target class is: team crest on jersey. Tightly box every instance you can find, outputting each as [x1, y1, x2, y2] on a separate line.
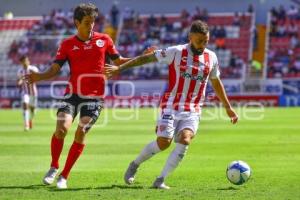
[96, 39, 105, 47]
[181, 56, 187, 62]
[159, 125, 167, 132]
[161, 49, 167, 57]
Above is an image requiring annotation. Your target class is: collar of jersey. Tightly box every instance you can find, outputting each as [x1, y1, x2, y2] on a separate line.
[75, 31, 94, 43]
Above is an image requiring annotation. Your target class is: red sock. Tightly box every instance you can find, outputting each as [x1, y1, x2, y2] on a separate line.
[29, 120, 33, 129]
[60, 141, 85, 179]
[50, 134, 64, 169]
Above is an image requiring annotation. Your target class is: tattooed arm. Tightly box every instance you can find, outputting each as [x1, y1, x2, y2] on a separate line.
[119, 52, 157, 71]
[105, 52, 158, 79]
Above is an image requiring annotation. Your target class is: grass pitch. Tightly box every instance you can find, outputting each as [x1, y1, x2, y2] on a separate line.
[0, 107, 299, 200]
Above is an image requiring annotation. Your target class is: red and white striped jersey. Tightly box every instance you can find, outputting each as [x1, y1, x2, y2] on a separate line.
[154, 43, 220, 113]
[17, 65, 39, 96]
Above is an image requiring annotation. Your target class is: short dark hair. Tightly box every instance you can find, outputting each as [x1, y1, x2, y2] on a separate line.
[19, 55, 28, 62]
[73, 3, 98, 22]
[190, 20, 209, 34]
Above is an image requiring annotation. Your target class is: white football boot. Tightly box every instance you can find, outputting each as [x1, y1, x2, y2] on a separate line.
[43, 167, 58, 185]
[152, 177, 170, 189]
[124, 161, 139, 184]
[56, 175, 67, 189]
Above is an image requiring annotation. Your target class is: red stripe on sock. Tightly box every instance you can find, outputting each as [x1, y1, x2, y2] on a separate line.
[60, 141, 85, 179]
[50, 134, 64, 169]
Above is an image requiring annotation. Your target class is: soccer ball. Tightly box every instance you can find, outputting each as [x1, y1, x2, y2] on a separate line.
[226, 160, 251, 185]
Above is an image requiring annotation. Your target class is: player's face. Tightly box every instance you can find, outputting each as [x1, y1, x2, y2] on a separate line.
[75, 15, 95, 39]
[20, 58, 29, 67]
[189, 32, 209, 53]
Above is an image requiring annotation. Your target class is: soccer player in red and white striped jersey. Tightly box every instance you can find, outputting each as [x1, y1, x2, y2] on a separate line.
[105, 20, 238, 189]
[17, 56, 39, 131]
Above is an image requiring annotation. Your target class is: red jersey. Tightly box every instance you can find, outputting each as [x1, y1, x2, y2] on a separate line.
[55, 32, 119, 97]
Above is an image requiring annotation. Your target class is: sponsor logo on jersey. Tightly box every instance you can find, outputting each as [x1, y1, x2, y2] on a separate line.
[96, 39, 105, 47]
[162, 114, 173, 120]
[72, 45, 80, 51]
[180, 71, 205, 81]
[84, 45, 92, 50]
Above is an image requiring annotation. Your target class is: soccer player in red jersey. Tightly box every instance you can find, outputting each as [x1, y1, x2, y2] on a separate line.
[105, 20, 239, 189]
[17, 56, 39, 131]
[24, 3, 131, 189]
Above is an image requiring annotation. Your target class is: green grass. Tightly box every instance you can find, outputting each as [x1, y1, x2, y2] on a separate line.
[0, 107, 300, 200]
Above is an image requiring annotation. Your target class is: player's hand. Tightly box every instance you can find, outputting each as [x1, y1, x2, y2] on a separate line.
[143, 46, 158, 55]
[22, 72, 41, 84]
[104, 64, 120, 79]
[226, 107, 238, 124]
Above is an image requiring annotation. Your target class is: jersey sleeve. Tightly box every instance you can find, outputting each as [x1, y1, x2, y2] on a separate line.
[154, 46, 177, 65]
[17, 69, 22, 79]
[106, 36, 120, 60]
[54, 40, 68, 67]
[31, 66, 39, 73]
[209, 52, 221, 79]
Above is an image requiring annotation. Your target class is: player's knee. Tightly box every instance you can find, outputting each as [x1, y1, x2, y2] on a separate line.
[23, 103, 29, 110]
[74, 132, 85, 144]
[77, 122, 92, 134]
[179, 131, 194, 145]
[157, 137, 172, 150]
[55, 126, 69, 138]
[180, 137, 192, 145]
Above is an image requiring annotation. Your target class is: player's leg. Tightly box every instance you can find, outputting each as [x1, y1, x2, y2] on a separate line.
[124, 112, 176, 185]
[43, 111, 73, 185]
[43, 97, 76, 185]
[153, 113, 200, 189]
[28, 95, 37, 129]
[22, 94, 30, 131]
[59, 116, 91, 177]
[57, 100, 102, 189]
[153, 129, 194, 189]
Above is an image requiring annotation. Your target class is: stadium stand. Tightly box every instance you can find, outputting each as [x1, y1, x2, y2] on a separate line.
[0, 18, 40, 82]
[0, 7, 254, 83]
[116, 8, 253, 80]
[266, 5, 300, 78]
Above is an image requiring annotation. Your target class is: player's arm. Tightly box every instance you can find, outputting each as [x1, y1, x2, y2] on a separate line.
[210, 77, 238, 124]
[23, 63, 61, 84]
[105, 52, 158, 79]
[17, 77, 23, 86]
[111, 46, 158, 66]
[112, 56, 131, 66]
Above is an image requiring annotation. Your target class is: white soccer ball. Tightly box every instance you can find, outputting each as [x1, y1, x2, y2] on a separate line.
[226, 160, 251, 185]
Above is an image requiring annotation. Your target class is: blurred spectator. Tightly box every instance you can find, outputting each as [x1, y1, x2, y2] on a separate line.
[233, 12, 241, 26]
[3, 11, 13, 19]
[267, 4, 300, 78]
[247, 4, 254, 13]
[287, 5, 298, 20]
[110, 2, 120, 28]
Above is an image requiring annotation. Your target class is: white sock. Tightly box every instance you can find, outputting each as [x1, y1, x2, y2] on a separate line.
[23, 109, 30, 128]
[159, 143, 188, 178]
[134, 141, 161, 165]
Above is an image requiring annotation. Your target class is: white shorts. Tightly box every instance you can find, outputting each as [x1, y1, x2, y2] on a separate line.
[156, 110, 200, 142]
[22, 94, 38, 107]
